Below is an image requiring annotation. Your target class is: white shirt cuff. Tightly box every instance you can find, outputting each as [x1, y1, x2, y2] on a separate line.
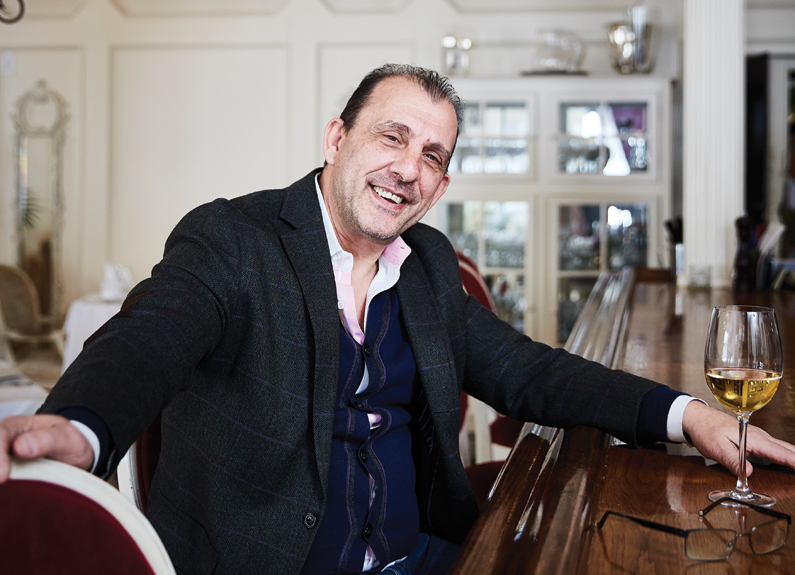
[69, 420, 100, 473]
[666, 395, 707, 444]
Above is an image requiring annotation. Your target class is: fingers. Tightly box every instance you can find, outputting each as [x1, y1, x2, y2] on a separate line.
[0, 415, 94, 483]
[746, 425, 795, 469]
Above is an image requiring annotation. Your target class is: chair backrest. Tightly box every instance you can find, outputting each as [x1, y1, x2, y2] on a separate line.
[456, 253, 497, 313]
[456, 253, 498, 431]
[118, 414, 162, 515]
[0, 457, 176, 575]
[0, 264, 41, 334]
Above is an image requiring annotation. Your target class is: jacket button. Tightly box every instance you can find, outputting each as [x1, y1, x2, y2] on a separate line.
[359, 449, 369, 464]
[351, 400, 365, 410]
[363, 344, 372, 357]
[303, 513, 317, 529]
[363, 524, 373, 538]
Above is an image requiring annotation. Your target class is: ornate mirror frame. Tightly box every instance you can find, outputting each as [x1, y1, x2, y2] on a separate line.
[13, 79, 70, 320]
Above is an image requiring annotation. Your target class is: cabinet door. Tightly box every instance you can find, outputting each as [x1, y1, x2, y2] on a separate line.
[540, 86, 659, 183]
[440, 200, 529, 333]
[449, 99, 533, 177]
[552, 201, 650, 344]
[557, 101, 649, 176]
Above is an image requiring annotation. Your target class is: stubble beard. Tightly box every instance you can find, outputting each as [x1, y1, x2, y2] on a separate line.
[338, 191, 405, 246]
[333, 167, 417, 246]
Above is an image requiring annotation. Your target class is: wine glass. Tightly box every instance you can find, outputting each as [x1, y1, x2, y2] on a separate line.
[704, 305, 783, 507]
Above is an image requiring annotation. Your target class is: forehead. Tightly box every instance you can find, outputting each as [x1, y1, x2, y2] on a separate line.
[358, 77, 457, 145]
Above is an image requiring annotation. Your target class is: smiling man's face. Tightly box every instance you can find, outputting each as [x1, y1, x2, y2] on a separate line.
[321, 76, 458, 249]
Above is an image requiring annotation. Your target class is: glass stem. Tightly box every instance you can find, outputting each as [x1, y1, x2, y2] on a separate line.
[734, 414, 751, 497]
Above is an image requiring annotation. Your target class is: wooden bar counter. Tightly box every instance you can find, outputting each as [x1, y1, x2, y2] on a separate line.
[451, 276, 795, 575]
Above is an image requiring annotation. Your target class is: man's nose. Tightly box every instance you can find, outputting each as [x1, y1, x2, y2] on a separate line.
[390, 145, 421, 182]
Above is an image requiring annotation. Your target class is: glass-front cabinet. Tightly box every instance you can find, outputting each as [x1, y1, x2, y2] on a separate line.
[557, 101, 649, 176]
[556, 202, 649, 342]
[441, 201, 529, 332]
[433, 76, 671, 345]
[449, 101, 532, 176]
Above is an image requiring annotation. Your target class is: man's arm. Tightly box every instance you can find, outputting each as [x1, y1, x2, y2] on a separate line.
[0, 200, 247, 483]
[683, 401, 795, 475]
[0, 415, 93, 482]
[458, 286, 795, 473]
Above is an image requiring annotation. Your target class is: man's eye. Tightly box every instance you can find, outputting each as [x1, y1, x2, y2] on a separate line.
[425, 154, 441, 164]
[384, 134, 399, 142]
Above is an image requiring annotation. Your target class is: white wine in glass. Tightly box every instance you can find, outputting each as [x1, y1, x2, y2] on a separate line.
[704, 305, 783, 507]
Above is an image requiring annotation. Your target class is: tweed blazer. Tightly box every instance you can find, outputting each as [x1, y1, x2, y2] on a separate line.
[42, 169, 661, 574]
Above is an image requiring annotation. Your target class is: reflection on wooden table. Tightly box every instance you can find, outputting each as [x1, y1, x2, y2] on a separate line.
[452, 276, 795, 575]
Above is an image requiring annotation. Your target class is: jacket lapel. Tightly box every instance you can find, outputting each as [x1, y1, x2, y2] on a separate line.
[395, 254, 460, 419]
[278, 171, 339, 501]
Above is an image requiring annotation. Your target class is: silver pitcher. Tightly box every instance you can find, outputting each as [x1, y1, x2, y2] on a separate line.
[607, 5, 653, 74]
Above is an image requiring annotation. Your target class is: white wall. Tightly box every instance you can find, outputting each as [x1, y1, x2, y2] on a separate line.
[0, 0, 789, 314]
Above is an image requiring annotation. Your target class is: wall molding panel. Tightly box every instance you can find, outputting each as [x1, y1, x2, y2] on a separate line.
[318, 0, 413, 13]
[25, 0, 86, 19]
[109, 44, 290, 281]
[445, 0, 628, 12]
[111, 0, 288, 17]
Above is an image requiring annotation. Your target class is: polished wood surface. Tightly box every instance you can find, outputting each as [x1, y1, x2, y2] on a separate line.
[452, 283, 795, 575]
[592, 285, 795, 574]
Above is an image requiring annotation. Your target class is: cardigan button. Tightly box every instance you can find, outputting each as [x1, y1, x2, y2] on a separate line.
[363, 344, 372, 357]
[303, 513, 317, 529]
[359, 449, 369, 464]
[363, 524, 373, 539]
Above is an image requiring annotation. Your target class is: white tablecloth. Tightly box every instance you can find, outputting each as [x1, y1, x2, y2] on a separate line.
[0, 361, 48, 420]
[61, 295, 122, 374]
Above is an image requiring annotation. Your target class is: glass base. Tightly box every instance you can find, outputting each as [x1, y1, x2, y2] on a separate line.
[709, 489, 776, 507]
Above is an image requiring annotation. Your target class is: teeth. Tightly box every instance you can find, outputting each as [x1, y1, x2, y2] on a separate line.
[373, 185, 403, 204]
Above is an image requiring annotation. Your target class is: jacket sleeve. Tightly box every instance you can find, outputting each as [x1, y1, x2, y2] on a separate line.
[40, 199, 244, 472]
[459, 291, 663, 448]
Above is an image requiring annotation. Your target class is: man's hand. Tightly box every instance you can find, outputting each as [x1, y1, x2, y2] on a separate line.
[0, 415, 93, 483]
[682, 401, 795, 476]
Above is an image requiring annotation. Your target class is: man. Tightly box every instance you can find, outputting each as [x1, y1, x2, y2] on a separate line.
[2, 64, 795, 575]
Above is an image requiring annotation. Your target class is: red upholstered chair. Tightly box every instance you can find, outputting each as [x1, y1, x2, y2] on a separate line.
[0, 457, 175, 575]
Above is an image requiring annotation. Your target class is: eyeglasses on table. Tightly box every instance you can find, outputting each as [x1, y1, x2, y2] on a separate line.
[597, 498, 791, 561]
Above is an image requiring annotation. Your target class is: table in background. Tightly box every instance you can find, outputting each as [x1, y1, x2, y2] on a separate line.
[61, 295, 121, 373]
[0, 361, 48, 421]
[452, 279, 795, 575]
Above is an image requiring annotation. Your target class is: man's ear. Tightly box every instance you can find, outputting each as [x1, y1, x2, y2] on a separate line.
[323, 118, 346, 166]
[427, 172, 451, 211]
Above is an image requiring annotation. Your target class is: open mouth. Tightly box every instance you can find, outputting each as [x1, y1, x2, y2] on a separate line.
[372, 184, 404, 205]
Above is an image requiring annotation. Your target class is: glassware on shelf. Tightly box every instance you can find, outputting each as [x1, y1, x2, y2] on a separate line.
[557, 277, 597, 343]
[532, 29, 585, 74]
[483, 202, 527, 268]
[445, 202, 480, 262]
[441, 35, 472, 77]
[440, 201, 528, 334]
[486, 272, 526, 333]
[607, 204, 648, 270]
[607, 6, 654, 75]
[558, 102, 648, 176]
[559, 205, 600, 271]
[450, 102, 529, 175]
